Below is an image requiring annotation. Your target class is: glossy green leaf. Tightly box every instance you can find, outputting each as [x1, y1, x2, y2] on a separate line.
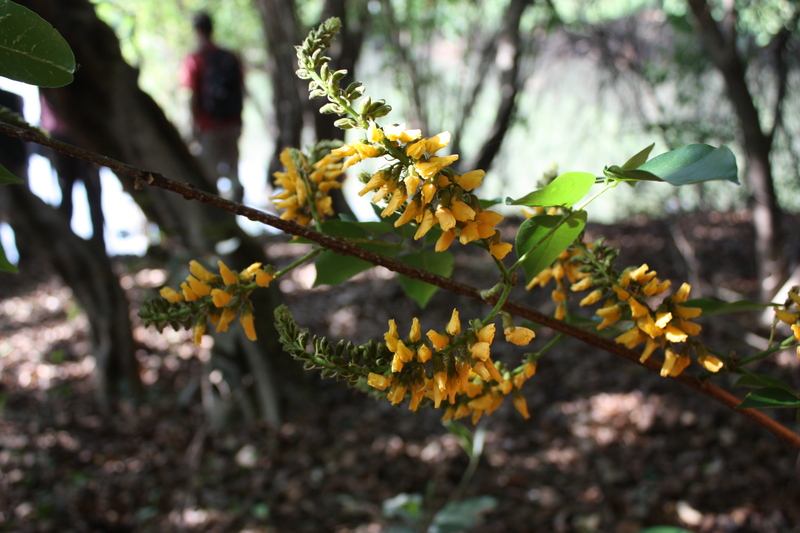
[0, 0, 76, 87]
[638, 144, 739, 185]
[734, 374, 797, 396]
[683, 298, 776, 316]
[313, 242, 398, 287]
[319, 219, 367, 239]
[506, 172, 595, 207]
[604, 144, 739, 186]
[0, 163, 23, 185]
[397, 250, 454, 308]
[0, 241, 18, 273]
[621, 143, 655, 169]
[737, 387, 800, 409]
[516, 211, 586, 284]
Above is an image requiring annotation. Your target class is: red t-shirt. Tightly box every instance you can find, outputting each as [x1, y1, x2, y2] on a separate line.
[180, 43, 243, 131]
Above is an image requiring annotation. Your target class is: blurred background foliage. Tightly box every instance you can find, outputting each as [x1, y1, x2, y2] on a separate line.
[89, 0, 800, 224]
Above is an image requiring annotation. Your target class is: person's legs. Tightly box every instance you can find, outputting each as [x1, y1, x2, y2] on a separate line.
[196, 125, 243, 203]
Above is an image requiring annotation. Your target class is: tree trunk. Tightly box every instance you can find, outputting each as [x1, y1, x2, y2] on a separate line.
[19, 0, 305, 425]
[686, 0, 786, 299]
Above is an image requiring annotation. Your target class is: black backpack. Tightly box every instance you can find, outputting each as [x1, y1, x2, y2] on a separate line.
[201, 48, 243, 120]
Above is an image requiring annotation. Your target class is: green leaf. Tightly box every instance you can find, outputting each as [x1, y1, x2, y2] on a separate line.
[737, 387, 800, 409]
[313, 251, 372, 286]
[733, 374, 797, 396]
[506, 172, 595, 207]
[603, 144, 739, 186]
[683, 298, 776, 316]
[431, 496, 497, 533]
[0, 0, 76, 87]
[637, 144, 739, 185]
[319, 219, 367, 239]
[516, 211, 586, 284]
[397, 251, 454, 308]
[0, 163, 23, 185]
[0, 241, 18, 273]
[621, 143, 655, 169]
[313, 241, 398, 287]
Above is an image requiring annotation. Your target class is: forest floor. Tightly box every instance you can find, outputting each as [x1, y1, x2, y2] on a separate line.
[1, 211, 799, 533]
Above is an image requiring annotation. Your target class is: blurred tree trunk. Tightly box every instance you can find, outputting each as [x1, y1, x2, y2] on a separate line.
[19, 0, 306, 425]
[687, 0, 787, 299]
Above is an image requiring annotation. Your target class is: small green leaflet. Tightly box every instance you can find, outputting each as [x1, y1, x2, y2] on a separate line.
[0, 241, 18, 273]
[621, 143, 655, 170]
[506, 171, 595, 207]
[737, 387, 800, 410]
[516, 211, 586, 284]
[397, 250, 454, 308]
[0, 0, 76, 87]
[683, 298, 776, 316]
[604, 144, 739, 185]
[0, 163, 23, 185]
[734, 373, 797, 396]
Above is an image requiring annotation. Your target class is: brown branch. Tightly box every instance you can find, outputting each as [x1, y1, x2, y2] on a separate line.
[3, 120, 799, 450]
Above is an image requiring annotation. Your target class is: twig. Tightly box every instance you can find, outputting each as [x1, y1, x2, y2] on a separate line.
[2, 120, 799, 450]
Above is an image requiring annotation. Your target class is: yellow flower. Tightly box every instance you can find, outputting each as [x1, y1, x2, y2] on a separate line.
[384, 319, 399, 351]
[639, 337, 660, 363]
[408, 317, 421, 343]
[435, 229, 458, 252]
[190, 260, 217, 283]
[394, 200, 421, 227]
[570, 277, 594, 292]
[458, 222, 481, 245]
[792, 324, 800, 341]
[513, 393, 530, 419]
[192, 320, 206, 346]
[775, 308, 800, 325]
[615, 326, 646, 349]
[416, 155, 459, 178]
[187, 275, 212, 297]
[627, 297, 650, 318]
[596, 303, 621, 329]
[697, 353, 724, 373]
[435, 206, 456, 231]
[446, 309, 461, 335]
[417, 343, 433, 363]
[255, 269, 274, 287]
[367, 372, 392, 390]
[449, 200, 476, 222]
[674, 305, 702, 319]
[490, 241, 513, 260]
[414, 209, 437, 240]
[159, 286, 184, 303]
[504, 326, 535, 346]
[181, 282, 200, 302]
[660, 348, 690, 377]
[579, 289, 603, 307]
[383, 124, 422, 143]
[672, 282, 692, 303]
[470, 323, 495, 361]
[387, 381, 408, 405]
[454, 169, 485, 191]
[211, 288, 234, 308]
[218, 260, 239, 285]
[216, 307, 237, 333]
[427, 330, 450, 351]
[239, 310, 257, 341]
[359, 170, 390, 196]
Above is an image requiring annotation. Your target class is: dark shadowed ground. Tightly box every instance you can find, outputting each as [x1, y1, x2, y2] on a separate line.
[1, 211, 798, 533]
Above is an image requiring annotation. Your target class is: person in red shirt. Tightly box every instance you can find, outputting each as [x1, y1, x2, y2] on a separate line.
[180, 12, 245, 203]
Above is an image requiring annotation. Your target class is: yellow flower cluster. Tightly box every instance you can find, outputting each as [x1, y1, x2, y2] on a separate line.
[159, 260, 274, 345]
[586, 264, 715, 377]
[774, 287, 800, 358]
[335, 123, 512, 260]
[271, 147, 345, 226]
[527, 251, 718, 377]
[366, 310, 537, 423]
